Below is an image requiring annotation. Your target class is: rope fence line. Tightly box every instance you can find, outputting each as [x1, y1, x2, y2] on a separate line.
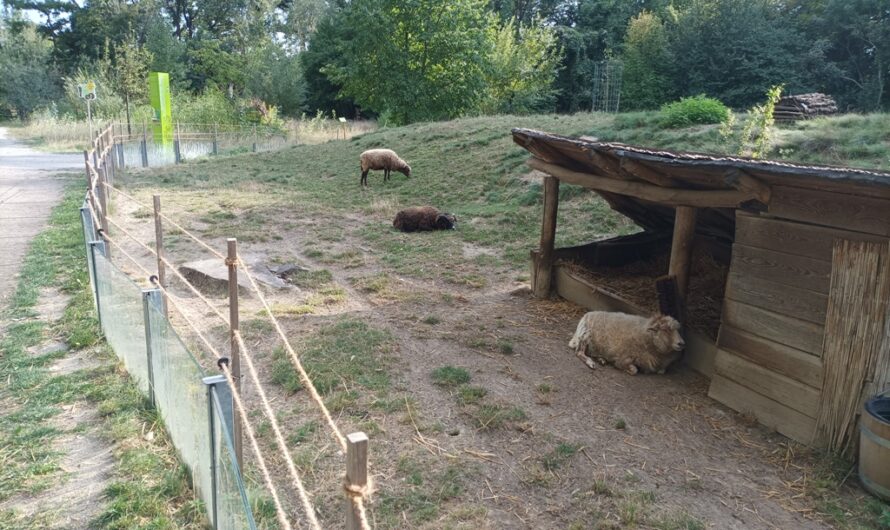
[99, 230, 299, 530]
[102, 214, 326, 530]
[89, 123, 373, 530]
[103, 180, 352, 453]
[102, 182, 227, 261]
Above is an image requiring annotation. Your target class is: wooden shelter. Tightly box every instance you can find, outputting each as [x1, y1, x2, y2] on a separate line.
[513, 128, 890, 447]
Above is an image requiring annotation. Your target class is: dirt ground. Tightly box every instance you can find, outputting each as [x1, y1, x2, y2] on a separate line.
[106, 188, 875, 530]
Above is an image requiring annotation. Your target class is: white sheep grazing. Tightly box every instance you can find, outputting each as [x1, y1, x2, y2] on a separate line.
[568, 311, 685, 375]
[359, 149, 411, 187]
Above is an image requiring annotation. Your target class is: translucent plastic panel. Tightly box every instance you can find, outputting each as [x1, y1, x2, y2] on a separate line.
[212, 389, 257, 530]
[146, 300, 215, 519]
[93, 252, 149, 393]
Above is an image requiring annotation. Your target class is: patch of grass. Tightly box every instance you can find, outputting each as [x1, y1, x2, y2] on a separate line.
[421, 315, 441, 325]
[542, 443, 580, 470]
[269, 318, 393, 396]
[652, 510, 706, 530]
[456, 385, 487, 405]
[0, 185, 204, 529]
[431, 366, 471, 388]
[469, 404, 527, 431]
[287, 421, 317, 446]
[614, 417, 627, 430]
[497, 340, 514, 354]
[377, 463, 468, 527]
[287, 268, 333, 289]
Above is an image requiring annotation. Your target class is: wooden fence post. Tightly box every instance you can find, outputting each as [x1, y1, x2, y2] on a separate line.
[345, 432, 369, 530]
[152, 195, 168, 317]
[252, 124, 257, 153]
[533, 176, 560, 298]
[226, 238, 243, 470]
[212, 123, 218, 155]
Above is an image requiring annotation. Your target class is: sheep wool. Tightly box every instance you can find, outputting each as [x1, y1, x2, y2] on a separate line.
[393, 206, 457, 232]
[569, 311, 685, 375]
[360, 149, 411, 186]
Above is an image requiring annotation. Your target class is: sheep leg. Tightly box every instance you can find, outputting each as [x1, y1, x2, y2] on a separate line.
[615, 358, 639, 375]
[575, 349, 597, 370]
[384, 168, 390, 183]
[361, 170, 369, 187]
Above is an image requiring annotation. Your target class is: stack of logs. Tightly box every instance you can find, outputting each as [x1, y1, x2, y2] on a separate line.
[774, 93, 838, 122]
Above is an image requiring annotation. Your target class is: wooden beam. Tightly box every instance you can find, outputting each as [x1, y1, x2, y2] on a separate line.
[620, 158, 680, 187]
[528, 157, 755, 208]
[669, 206, 697, 309]
[534, 176, 559, 298]
[724, 168, 771, 203]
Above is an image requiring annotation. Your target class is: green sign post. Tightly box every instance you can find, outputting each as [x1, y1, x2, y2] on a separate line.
[149, 72, 172, 144]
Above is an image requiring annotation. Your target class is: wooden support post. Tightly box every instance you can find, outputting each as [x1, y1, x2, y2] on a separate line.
[212, 123, 218, 155]
[152, 195, 168, 317]
[226, 238, 243, 470]
[97, 162, 110, 259]
[668, 206, 697, 315]
[534, 176, 560, 298]
[252, 124, 257, 153]
[345, 432, 369, 530]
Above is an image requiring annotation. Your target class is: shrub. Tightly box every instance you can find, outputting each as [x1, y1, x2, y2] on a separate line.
[660, 95, 730, 128]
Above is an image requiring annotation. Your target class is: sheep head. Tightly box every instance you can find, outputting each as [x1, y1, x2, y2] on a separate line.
[399, 163, 412, 177]
[646, 314, 685, 353]
[436, 213, 457, 230]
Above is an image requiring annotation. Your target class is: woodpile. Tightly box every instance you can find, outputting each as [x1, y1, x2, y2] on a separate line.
[774, 93, 838, 122]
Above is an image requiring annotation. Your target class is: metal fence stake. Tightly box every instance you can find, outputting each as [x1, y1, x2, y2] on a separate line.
[88, 240, 106, 330]
[203, 374, 235, 530]
[142, 288, 162, 407]
[226, 238, 243, 470]
[174, 122, 182, 164]
[141, 122, 149, 167]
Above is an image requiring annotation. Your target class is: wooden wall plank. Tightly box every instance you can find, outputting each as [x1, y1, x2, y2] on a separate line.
[724, 272, 827, 325]
[722, 299, 824, 355]
[732, 244, 831, 293]
[717, 326, 822, 388]
[708, 374, 816, 444]
[714, 350, 821, 418]
[768, 186, 890, 237]
[735, 212, 886, 261]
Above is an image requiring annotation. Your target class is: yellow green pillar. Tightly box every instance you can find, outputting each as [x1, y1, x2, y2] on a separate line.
[149, 72, 173, 144]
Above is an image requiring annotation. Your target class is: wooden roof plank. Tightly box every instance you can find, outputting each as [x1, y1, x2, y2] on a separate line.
[528, 157, 757, 208]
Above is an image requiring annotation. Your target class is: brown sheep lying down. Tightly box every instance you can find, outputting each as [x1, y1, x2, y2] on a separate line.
[393, 206, 457, 232]
[568, 311, 684, 375]
[360, 149, 411, 187]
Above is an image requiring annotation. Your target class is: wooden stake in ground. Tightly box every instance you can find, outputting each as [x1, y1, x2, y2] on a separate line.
[152, 195, 167, 317]
[226, 238, 243, 469]
[534, 175, 560, 298]
[345, 431, 369, 530]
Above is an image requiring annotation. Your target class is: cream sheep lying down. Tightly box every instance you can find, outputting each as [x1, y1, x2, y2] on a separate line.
[569, 311, 685, 375]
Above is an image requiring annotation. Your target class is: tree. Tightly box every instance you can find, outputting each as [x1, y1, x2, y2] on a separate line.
[620, 10, 673, 110]
[0, 20, 62, 119]
[300, 3, 359, 117]
[112, 32, 153, 134]
[481, 19, 562, 114]
[665, 0, 806, 108]
[327, 0, 493, 124]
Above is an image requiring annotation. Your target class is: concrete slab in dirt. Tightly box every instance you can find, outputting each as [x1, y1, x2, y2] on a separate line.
[179, 254, 291, 296]
[28, 340, 68, 357]
[34, 287, 71, 323]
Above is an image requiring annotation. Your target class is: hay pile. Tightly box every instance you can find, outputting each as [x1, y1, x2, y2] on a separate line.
[561, 247, 728, 340]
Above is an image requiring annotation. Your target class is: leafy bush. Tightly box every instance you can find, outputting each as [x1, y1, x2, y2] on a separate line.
[660, 95, 730, 128]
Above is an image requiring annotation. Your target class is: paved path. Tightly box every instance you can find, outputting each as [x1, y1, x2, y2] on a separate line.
[0, 128, 83, 307]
